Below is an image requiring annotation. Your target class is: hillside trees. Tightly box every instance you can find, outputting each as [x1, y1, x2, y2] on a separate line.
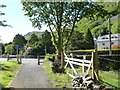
[76, 2, 120, 37]
[25, 32, 55, 56]
[22, 1, 109, 71]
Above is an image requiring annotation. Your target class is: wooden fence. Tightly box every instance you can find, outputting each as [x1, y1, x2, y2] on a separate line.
[6, 55, 45, 65]
[64, 49, 99, 84]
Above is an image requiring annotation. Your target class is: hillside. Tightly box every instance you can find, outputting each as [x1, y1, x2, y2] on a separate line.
[76, 2, 120, 38]
[24, 31, 44, 40]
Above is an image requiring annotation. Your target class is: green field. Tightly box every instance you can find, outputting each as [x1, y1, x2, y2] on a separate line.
[0, 61, 20, 88]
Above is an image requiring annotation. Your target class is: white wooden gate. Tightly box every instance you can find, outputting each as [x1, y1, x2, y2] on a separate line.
[64, 53, 93, 78]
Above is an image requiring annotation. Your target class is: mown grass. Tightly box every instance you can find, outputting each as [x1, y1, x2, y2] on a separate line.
[0, 61, 20, 88]
[99, 70, 119, 89]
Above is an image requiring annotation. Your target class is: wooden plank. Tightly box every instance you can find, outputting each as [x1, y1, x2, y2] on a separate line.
[66, 57, 91, 64]
[69, 61, 78, 75]
[69, 58, 83, 62]
[82, 59, 85, 73]
[69, 61, 90, 67]
[67, 72, 75, 78]
[86, 60, 92, 74]
[65, 58, 69, 68]
[83, 60, 91, 64]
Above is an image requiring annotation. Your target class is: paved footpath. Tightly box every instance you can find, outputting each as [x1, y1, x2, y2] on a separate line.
[9, 58, 53, 88]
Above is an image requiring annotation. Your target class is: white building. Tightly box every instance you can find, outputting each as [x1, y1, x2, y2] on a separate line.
[96, 33, 120, 50]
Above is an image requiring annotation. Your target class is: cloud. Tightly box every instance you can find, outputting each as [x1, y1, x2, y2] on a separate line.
[0, 27, 18, 43]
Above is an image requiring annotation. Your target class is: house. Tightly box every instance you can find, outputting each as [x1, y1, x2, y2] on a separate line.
[96, 33, 120, 50]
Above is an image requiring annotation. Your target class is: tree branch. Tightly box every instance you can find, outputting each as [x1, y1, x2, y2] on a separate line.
[47, 23, 57, 46]
[64, 8, 79, 50]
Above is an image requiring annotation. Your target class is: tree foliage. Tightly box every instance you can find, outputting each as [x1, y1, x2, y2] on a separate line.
[41, 30, 55, 53]
[26, 33, 39, 47]
[69, 30, 84, 50]
[25, 31, 55, 55]
[84, 29, 94, 49]
[13, 34, 27, 47]
[5, 44, 16, 55]
[0, 4, 12, 27]
[76, 2, 120, 38]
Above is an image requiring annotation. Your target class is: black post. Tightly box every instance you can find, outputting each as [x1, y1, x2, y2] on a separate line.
[19, 55, 22, 64]
[38, 55, 40, 65]
[7, 54, 9, 61]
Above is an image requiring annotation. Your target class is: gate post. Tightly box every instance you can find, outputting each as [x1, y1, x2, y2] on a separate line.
[92, 49, 99, 84]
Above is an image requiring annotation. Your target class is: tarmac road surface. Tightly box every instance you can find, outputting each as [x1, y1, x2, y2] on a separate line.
[9, 58, 53, 88]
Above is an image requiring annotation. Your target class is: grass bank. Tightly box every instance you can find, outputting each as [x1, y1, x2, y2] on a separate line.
[0, 61, 21, 88]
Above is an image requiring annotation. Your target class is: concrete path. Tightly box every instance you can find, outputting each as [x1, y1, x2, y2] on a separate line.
[9, 58, 53, 88]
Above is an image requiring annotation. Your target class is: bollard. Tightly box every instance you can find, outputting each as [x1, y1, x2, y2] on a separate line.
[38, 55, 40, 65]
[7, 54, 9, 61]
[19, 55, 22, 64]
[17, 54, 19, 63]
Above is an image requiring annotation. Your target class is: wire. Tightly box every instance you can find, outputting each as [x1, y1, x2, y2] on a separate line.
[98, 56, 120, 63]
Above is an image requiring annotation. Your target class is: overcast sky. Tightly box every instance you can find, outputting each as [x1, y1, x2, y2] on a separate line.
[0, 0, 48, 43]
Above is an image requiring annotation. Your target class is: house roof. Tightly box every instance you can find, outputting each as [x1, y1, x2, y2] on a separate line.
[97, 33, 120, 42]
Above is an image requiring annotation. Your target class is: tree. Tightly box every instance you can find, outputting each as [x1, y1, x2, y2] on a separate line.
[0, 5, 12, 27]
[42, 30, 55, 54]
[5, 44, 15, 55]
[26, 34, 39, 47]
[25, 34, 39, 55]
[69, 30, 84, 50]
[13, 34, 27, 47]
[22, 1, 108, 71]
[84, 29, 94, 49]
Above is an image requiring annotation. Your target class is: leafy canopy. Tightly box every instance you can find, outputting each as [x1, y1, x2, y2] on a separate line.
[22, 2, 107, 49]
[13, 34, 27, 47]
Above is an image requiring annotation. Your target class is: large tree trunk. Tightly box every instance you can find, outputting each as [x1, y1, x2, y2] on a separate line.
[56, 43, 65, 73]
[60, 50, 65, 72]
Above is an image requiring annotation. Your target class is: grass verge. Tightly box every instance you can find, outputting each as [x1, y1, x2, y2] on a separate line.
[43, 60, 72, 88]
[0, 61, 21, 88]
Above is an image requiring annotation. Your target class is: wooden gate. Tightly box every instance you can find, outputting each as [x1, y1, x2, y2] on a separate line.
[64, 50, 99, 83]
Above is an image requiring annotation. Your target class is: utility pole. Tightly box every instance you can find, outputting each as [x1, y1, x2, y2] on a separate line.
[108, 16, 112, 56]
